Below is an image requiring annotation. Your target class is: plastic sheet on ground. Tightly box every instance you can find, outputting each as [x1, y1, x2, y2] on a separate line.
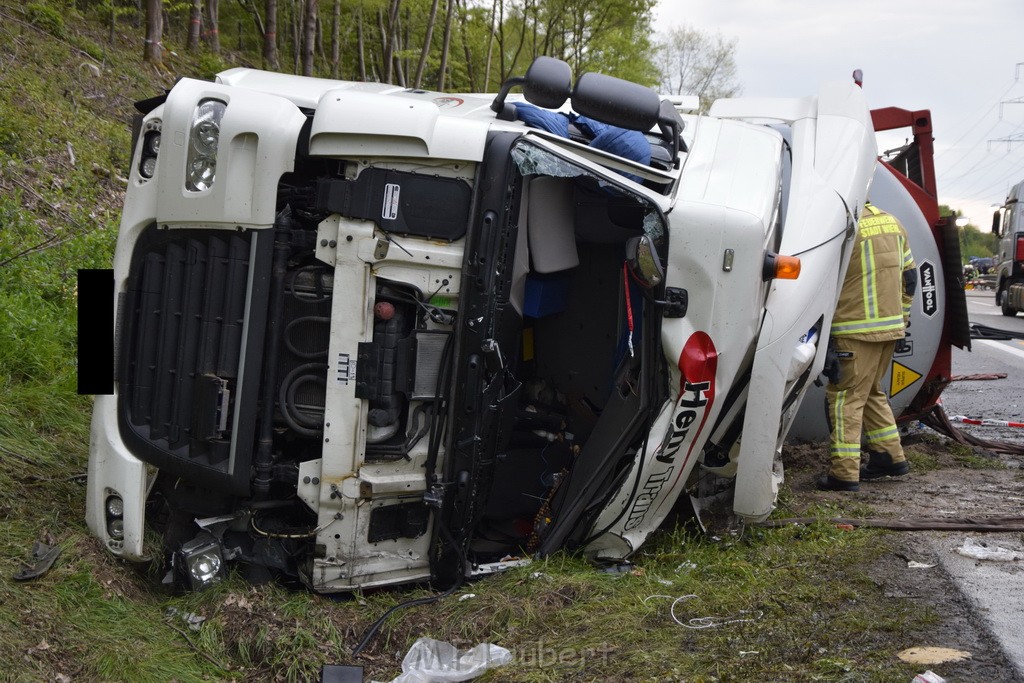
[374, 637, 512, 683]
[954, 537, 1023, 562]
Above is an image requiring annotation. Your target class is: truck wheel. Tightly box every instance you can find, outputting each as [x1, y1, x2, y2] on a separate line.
[1000, 288, 1018, 317]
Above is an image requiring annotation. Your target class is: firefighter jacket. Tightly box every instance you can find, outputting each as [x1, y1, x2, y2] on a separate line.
[831, 204, 916, 341]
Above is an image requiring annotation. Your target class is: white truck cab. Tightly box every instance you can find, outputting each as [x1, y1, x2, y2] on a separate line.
[86, 58, 877, 591]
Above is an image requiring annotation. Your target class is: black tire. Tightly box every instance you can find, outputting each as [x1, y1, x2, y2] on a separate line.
[1000, 287, 1018, 317]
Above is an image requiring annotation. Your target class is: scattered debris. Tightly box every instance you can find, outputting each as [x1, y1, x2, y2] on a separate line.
[954, 538, 1022, 562]
[322, 664, 364, 682]
[457, 593, 476, 602]
[897, 647, 972, 665]
[163, 608, 230, 671]
[760, 515, 1024, 532]
[12, 536, 61, 581]
[907, 561, 936, 569]
[164, 606, 206, 631]
[642, 594, 763, 629]
[920, 403, 1024, 456]
[373, 637, 512, 683]
[949, 415, 1024, 429]
[911, 671, 947, 683]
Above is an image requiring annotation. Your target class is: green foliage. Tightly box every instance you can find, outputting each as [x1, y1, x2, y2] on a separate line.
[939, 205, 999, 260]
[960, 224, 999, 260]
[193, 50, 233, 80]
[26, 1, 68, 37]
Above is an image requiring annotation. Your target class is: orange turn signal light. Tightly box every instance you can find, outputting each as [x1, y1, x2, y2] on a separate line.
[762, 252, 801, 281]
[775, 255, 801, 279]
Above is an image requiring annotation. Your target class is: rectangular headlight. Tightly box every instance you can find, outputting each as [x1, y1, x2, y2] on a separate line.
[185, 99, 226, 192]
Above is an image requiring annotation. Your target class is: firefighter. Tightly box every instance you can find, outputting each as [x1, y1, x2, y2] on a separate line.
[819, 202, 917, 491]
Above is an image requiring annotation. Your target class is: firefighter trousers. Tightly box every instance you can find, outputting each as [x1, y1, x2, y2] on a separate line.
[825, 337, 906, 482]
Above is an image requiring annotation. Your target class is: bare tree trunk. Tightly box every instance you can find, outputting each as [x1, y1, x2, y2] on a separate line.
[400, 7, 409, 86]
[186, 0, 202, 51]
[377, 7, 390, 83]
[330, 0, 341, 78]
[356, 5, 367, 80]
[457, 0, 475, 91]
[483, 0, 498, 89]
[413, 0, 440, 89]
[108, 3, 116, 43]
[529, 0, 537, 57]
[263, 0, 279, 69]
[317, 15, 326, 67]
[204, 0, 220, 52]
[436, 0, 454, 91]
[301, 0, 317, 76]
[292, 0, 301, 73]
[494, 0, 504, 87]
[143, 0, 163, 65]
[393, 10, 405, 87]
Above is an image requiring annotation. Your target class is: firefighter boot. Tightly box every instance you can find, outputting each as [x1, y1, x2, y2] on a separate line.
[860, 450, 910, 480]
[816, 475, 860, 492]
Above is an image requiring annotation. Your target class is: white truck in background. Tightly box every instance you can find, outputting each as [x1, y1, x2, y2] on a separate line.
[993, 180, 1024, 316]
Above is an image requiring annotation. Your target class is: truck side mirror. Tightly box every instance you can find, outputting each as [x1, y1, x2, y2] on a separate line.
[625, 235, 664, 289]
[522, 57, 572, 109]
[992, 210, 1001, 237]
[571, 72, 661, 132]
[491, 56, 572, 115]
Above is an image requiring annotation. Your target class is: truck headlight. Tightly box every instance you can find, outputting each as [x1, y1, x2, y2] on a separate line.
[176, 535, 226, 590]
[105, 492, 124, 540]
[185, 99, 226, 192]
[138, 129, 161, 180]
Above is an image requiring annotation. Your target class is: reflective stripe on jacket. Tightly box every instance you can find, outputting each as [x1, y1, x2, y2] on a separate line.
[831, 204, 916, 341]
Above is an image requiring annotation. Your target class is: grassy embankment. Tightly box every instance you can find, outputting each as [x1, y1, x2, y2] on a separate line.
[0, 3, 979, 680]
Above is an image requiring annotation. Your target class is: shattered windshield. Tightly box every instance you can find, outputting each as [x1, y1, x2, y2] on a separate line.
[511, 142, 665, 240]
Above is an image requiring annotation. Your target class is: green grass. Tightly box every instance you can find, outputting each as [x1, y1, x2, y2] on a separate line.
[954, 452, 1008, 470]
[7, 519, 918, 682]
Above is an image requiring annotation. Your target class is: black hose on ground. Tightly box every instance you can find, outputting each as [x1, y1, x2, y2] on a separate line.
[919, 402, 1024, 456]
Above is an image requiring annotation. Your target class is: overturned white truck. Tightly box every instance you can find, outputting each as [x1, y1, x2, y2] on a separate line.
[87, 57, 883, 591]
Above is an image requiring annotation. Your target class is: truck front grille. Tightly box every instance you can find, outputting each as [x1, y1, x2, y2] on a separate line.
[118, 225, 272, 494]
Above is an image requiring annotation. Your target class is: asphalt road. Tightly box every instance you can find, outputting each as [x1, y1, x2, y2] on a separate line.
[944, 290, 1024, 431]
[922, 289, 1024, 679]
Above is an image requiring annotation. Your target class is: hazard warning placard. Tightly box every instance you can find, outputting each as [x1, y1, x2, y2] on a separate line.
[890, 361, 922, 397]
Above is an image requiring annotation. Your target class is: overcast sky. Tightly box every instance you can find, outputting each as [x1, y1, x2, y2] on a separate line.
[654, 0, 1024, 228]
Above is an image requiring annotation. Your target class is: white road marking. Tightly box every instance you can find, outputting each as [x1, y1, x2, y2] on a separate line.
[977, 338, 1024, 361]
[972, 301, 997, 308]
